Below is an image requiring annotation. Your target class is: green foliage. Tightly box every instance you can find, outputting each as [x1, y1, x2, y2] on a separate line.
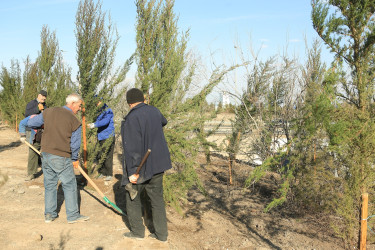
[244, 2, 375, 243]
[243, 39, 340, 225]
[288, 1, 375, 243]
[75, 0, 133, 173]
[22, 57, 39, 106]
[0, 24, 74, 128]
[36, 25, 74, 107]
[164, 165, 205, 214]
[245, 151, 288, 187]
[135, 0, 236, 210]
[0, 60, 24, 127]
[264, 166, 293, 212]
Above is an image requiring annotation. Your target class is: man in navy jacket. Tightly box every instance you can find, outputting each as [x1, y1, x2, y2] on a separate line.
[121, 88, 171, 242]
[24, 90, 47, 181]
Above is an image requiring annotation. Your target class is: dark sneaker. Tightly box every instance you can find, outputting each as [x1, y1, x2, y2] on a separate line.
[123, 231, 144, 240]
[45, 214, 58, 223]
[148, 233, 167, 242]
[67, 215, 89, 224]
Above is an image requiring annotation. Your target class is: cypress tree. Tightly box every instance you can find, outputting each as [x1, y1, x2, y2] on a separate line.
[75, 0, 133, 171]
[135, 0, 238, 210]
[22, 56, 39, 107]
[37, 25, 74, 107]
[0, 60, 23, 126]
[309, 0, 375, 243]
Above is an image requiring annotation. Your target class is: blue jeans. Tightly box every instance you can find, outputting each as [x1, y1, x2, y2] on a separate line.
[42, 152, 80, 221]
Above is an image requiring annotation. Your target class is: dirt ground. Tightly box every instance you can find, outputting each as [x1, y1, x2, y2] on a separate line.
[0, 123, 367, 250]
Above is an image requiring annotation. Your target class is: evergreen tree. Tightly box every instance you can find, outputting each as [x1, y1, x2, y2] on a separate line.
[21, 26, 73, 109]
[311, 0, 375, 244]
[226, 57, 275, 184]
[75, 0, 133, 171]
[22, 56, 39, 107]
[0, 60, 23, 127]
[36, 25, 74, 107]
[135, 0, 237, 210]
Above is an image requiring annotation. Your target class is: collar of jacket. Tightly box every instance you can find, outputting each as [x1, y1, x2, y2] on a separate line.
[124, 102, 146, 120]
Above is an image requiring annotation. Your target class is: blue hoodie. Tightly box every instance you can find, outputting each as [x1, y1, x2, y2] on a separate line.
[94, 104, 115, 141]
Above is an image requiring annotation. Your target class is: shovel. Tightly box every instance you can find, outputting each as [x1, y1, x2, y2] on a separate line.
[24, 141, 124, 214]
[125, 149, 151, 200]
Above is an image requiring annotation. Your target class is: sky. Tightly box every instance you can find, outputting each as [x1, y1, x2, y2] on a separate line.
[0, 0, 333, 103]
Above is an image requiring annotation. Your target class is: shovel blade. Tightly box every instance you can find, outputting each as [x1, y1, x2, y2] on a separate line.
[125, 183, 138, 200]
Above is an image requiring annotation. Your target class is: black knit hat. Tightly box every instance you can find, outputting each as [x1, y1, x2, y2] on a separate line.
[126, 88, 144, 104]
[39, 90, 47, 97]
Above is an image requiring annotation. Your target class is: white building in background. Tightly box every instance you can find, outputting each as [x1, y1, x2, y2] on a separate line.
[221, 92, 230, 106]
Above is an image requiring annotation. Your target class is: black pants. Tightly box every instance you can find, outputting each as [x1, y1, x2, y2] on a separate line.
[98, 137, 115, 176]
[125, 173, 168, 240]
[27, 141, 41, 176]
[26, 130, 41, 176]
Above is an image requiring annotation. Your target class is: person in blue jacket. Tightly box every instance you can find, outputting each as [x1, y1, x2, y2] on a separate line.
[121, 88, 172, 242]
[19, 114, 43, 180]
[19, 116, 35, 144]
[87, 99, 115, 181]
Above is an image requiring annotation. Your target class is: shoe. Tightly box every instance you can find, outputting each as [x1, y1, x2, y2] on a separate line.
[67, 215, 89, 224]
[123, 231, 144, 240]
[104, 176, 112, 181]
[25, 175, 35, 181]
[45, 214, 58, 223]
[148, 233, 167, 242]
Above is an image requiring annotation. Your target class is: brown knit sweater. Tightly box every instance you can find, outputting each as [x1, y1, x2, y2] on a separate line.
[41, 107, 81, 158]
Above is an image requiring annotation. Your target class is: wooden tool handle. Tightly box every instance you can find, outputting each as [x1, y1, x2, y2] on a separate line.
[76, 164, 105, 198]
[25, 141, 41, 155]
[135, 149, 151, 175]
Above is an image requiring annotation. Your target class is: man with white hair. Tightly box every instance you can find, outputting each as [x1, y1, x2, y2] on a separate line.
[28, 93, 89, 224]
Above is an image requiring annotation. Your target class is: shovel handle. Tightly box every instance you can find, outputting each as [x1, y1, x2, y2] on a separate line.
[76, 165, 105, 198]
[25, 141, 41, 155]
[135, 149, 151, 175]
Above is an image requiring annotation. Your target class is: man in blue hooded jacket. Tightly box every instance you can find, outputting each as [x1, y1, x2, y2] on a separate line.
[87, 100, 115, 181]
[121, 88, 172, 242]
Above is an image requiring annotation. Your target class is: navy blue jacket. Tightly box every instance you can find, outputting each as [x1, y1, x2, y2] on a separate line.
[25, 99, 46, 118]
[120, 103, 172, 185]
[94, 104, 115, 141]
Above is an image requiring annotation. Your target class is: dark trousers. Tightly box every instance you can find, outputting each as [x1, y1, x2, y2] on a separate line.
[27, 141, 41, 176]
[125, 173, 168, 240]
[98, 137, 115, 176]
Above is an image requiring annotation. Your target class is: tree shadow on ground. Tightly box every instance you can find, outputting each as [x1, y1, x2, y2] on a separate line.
[183, 156, 340, 249]
[185, 181, 282, 249]
[48, 231, 71, 250]
[0, 141, 22, 153]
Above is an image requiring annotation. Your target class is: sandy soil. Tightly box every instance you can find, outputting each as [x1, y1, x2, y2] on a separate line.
[0, 123, 366, 249]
